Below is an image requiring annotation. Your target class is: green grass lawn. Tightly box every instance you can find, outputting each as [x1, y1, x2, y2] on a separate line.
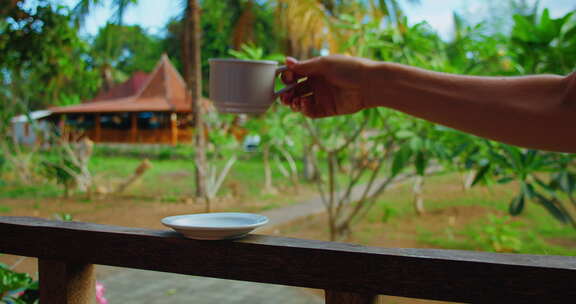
[357, 172, 576, 256]
[0, 150, 313, 215]
[89, 153, 303, 200]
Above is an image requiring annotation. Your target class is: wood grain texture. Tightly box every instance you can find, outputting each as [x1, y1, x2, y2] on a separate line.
[325, 290, 378, 304]
[2, 216, 576, 303]
[39, 259, 95, 304]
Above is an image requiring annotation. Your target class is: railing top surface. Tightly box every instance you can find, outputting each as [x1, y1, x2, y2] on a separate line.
[1, 216, 576, 303]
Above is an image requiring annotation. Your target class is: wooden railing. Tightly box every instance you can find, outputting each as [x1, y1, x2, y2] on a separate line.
[1, 216, 576, 303]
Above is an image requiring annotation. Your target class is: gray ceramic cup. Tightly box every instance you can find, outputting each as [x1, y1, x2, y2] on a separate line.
[209, 59, 293, 114]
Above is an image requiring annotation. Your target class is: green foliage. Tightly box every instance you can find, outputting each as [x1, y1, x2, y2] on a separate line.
[0, 182, 61, 199]
[39, 148, 82, 197]
[0, 154, 5, 177]
[334, 7, 576, 228]
[163, 0, 280, 94]
[511, 9, 576, 74]
[91, 23, 164, 76]
[0, 3, 100, 108]
[2, 0, 575, 236]
[0, 205, 11, 213]
[93, 144, 192, 160]
[228, 43, 284, 62]
[470, 143, 576, 226]
[471, 215, 525, 253]
[380, 205, 399, 223]
[0, 263, 38, 304]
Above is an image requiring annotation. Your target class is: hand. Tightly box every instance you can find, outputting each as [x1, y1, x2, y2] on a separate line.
[279, 55, 374, 118]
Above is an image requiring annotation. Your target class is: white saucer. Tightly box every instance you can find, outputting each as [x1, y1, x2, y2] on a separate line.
[161, 212, 269, 240]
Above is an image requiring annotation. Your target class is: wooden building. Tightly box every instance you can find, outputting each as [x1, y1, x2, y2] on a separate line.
[50, 55, 210, 145]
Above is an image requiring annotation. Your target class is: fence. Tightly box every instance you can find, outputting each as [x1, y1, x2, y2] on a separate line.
[1, 216, 575, 303]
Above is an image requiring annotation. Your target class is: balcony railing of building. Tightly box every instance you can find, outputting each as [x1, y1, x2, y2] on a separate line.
[1, 216, 575, 303]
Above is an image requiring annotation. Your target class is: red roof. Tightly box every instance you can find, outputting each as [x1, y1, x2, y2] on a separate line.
[89, 71, 149, 102]
[51, 55, 210, 113]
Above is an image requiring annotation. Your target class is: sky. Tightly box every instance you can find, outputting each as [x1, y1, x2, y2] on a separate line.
[62, 0, 576, 39]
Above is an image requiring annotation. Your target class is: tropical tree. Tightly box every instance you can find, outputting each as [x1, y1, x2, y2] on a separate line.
[72, 0, 137, 25]
[274, 0, 420, 58]
[0, 2, 100, 109]
[510, 8, 576, 74]
[90, 23, 163, 91]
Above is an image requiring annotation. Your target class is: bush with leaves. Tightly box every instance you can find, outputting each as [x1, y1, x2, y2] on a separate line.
[472, 143, 576, 227]
[0, 263, 38, 304]
[0, 3, 100, 109]
[469, 215, 526, 253]
[511, 9, 576, 74]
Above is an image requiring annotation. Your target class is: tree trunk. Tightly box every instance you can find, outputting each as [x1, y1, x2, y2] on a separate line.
[463, 170, 476, 191]
[413, 175, 425, 216]
[302, 144, 318, 181]
[278, 147, 299, 192]
[263, 143, 276, 194]
[185, 0, 208, 200]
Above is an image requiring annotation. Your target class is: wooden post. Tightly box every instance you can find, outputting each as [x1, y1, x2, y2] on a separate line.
[325, 290, 378, 304]
[130, 112, 137, 143]
[58, 114, 67, 141]
[170, 112, 178, 146]
[94, 113, 101, 143]
[39, 259, 95, 304]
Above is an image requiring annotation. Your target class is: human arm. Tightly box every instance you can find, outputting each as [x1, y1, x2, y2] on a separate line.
[280, 55, 576, 153]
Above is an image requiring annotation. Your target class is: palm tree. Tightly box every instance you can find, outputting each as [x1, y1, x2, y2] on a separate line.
[369, 0, 421, 26]
[275, 0, 420, 58]
[72, 0, 136, 25]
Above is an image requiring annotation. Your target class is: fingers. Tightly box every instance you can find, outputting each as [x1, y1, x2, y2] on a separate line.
[279, 80, 312, 105]
[291, 95, 329, 119]
[281, 56, 323, 85]
[287, 56, 324, 76]
[280, 84, 326, 119]
[281, 70, 305, 85]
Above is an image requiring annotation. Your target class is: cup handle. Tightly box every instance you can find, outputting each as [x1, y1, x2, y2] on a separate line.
[273, 65, 298, 99]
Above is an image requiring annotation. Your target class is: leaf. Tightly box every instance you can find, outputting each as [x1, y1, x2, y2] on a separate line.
[497, 177, 514, 184]
[533, 176, 557, 197]
[451, 142, 470, 157]
[396, 130, 415, 139]
[409, 137, 423, 150]
[535, 195, 572, 224]
[523, 149, 538, 167]
[471, 163, 490, 186]
[539, 8, 555, 41]
[509, 193, 525, 216]
[561, 172, 576, 194]
[501, 145, 523, 170]
[521, 182, 536, 199]
[512, 14, 536, 42]
[564, 24, 576, 41]
[391, 147, 412, 177]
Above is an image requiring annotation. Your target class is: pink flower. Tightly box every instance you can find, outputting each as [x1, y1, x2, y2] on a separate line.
[96, 281, 108, 304]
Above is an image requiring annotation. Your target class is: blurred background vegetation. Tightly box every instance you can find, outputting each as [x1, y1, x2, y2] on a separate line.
[1, 0, 576, 256]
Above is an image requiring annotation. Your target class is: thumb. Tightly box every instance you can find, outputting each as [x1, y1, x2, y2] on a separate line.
[286, 56, 323, 76]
